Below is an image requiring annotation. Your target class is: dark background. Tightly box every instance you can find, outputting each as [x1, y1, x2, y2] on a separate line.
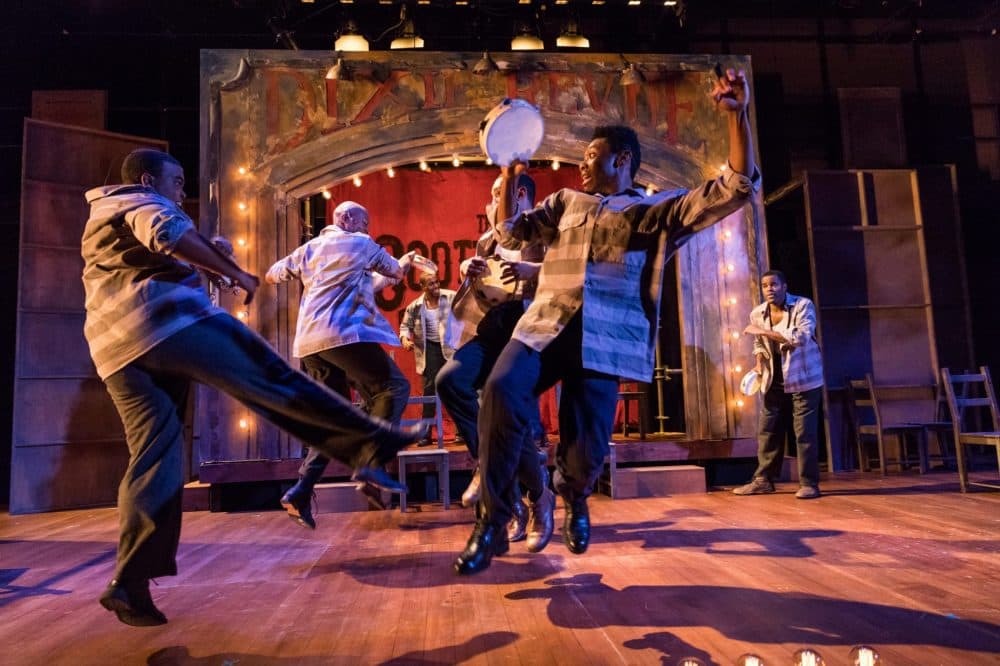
[2, 0, 998, 506]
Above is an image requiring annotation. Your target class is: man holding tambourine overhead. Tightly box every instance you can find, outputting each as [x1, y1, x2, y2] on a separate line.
[455, 68, 761, 575]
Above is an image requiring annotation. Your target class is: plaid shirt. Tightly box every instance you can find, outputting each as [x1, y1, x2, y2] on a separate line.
[266, 225, 401, 358]
[400, 290, 456, 375]
[500, 168, 760, 382]
[750, 293, 825, 393]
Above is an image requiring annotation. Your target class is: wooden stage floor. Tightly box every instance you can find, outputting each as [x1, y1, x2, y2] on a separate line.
[1, 472, 998, 665]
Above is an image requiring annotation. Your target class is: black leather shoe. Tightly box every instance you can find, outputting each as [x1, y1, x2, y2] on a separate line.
[454, 521, 509, 575]
[99, 579, 167, 627]
[507, 496, 528, 542]
[563, 496, 590, 554]
[378, 423, 430, 457]
[281, 481, 316, 529]
[352, 465, 407, 494]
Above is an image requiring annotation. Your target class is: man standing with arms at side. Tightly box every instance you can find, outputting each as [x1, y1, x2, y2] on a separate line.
[400, 272, 456, 445]
[267, 201, 417, 527]
[733, 270, 824, 499]
[455, 67, 760, 574]
[84, 151, 424, 626]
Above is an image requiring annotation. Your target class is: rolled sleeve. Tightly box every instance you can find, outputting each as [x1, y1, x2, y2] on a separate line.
[780, 301, 817, 348]
[266, 249, 302, 284]
[126, 204, 194, 255]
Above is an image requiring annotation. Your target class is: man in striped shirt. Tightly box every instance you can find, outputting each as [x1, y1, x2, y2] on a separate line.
[266, 201, 417, 525]
[83, 150, 424, 626]
[733, 270, 825, 499]
[455, 68, 760, 574]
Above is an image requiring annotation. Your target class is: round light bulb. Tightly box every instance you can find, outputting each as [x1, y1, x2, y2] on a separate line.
[646, 185, 655, 196]
[724, 229, 733, 239]
[792, 649, 825, 666]
[735, 655, 766, 666]
[237, 238, 247, 247]
[729, 297, 738, 305]
[452, 155, 461, 167]
[419, 160, 429, 171]
[733, 364, 743, 373]
[322, 190, 332, 200]
[848, 646, 881, 666]
[387, 166, 396, 178]
[237, 166, 247, 176]
[237, 310, 248, 320]
[735, 399, 745, 408]
[720, 163, 728, 171]
[353, 175, 362, 187]
[238, 418, 249, 430]
[237, 201, 247, 211]
[551, 159, 561, 171]
[732, 331, 741, 340]
[727, 263, 736, 272]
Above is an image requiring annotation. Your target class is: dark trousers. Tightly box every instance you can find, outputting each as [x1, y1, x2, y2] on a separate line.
[478, 314, 619, 528]
[421, 340, 446, 419]
[437, 301, 544, 460]
[754, 385, 823, 487]
[298, 342, 411, 484]
[102, 314, 402, 583]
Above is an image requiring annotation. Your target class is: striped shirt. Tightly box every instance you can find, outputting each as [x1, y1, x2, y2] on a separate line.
[750, 293, 825, 393]
[81, 185, 223, 380]
[266, 225, 401, 358]
[500, 168, 760, 382]
[444, 213, 546, 350]
[400, 290, 457, 375]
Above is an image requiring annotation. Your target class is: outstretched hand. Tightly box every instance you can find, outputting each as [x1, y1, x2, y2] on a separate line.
[710, 67, 750, 114]
[236, 271, 259, 305]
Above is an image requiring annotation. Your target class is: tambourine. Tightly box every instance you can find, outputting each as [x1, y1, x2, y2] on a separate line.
[410, 254, 438, 275]
[739, 370, 761, 396]
[479, 98, 544, 166]
[472, 256, 519, 306]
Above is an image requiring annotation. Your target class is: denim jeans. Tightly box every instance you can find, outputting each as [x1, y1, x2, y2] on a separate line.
[103, 313, 401, 582]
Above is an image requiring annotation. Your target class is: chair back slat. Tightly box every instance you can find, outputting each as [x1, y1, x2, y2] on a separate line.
[941, 366, 1000, 434]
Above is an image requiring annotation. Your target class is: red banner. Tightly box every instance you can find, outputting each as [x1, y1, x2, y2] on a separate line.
[323, 165, 580, 437]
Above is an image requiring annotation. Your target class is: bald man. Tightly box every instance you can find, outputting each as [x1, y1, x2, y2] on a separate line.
[267, 201, 417, 526]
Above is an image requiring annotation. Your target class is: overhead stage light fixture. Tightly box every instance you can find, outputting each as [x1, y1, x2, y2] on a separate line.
[511, 23, 544, 51]
[556, 20, 589, 48]
[620, 60, 645, 86]
[335, 20, 369, 52]
[390, 19, 424, 49]
[472, 51, 499, 75]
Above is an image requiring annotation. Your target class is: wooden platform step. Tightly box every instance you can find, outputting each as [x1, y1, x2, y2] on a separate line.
[602, 464, 706, 499]
[314, 482, 385, 513]
[182, 481, 212, 511]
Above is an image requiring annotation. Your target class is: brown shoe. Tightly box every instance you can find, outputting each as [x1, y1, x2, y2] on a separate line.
[732, 477, 775, 495]
[507, 496, 528, 542]
[461, 468, 481, 508]
[526, 487, 555, 553]
[795, 485, 821, 499]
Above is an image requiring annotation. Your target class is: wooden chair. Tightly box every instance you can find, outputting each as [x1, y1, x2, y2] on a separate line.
[399, 395, 444, 448]
[396, 394, 449, 512]
[616, 382, 647, 440]
[940, 366, 1000, 492]
[845, 374, 928, 474]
